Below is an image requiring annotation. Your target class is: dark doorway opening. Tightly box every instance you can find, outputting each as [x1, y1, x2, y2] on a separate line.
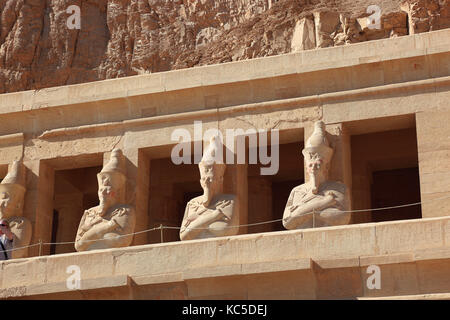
[371, 167, 421, 222]
[248, 142, 304, 234]
[52, 166, 101, 254]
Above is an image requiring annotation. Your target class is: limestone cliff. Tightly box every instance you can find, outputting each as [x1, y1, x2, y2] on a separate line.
[0, 0, 448, 94]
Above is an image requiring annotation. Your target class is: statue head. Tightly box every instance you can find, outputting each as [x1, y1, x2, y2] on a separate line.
[97, 149, 126, 211]
[0, 160, 26, 219]
[199, 136, 226, 205]
[302, 121, 333, 193]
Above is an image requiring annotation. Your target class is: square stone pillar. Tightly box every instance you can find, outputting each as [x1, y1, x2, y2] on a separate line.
[416, 110, 450, 218]
[223, 163, 248, 235]
[304, 121, 353, 211]
[123, 148, 150, 246]
[24, 160, 55, 257]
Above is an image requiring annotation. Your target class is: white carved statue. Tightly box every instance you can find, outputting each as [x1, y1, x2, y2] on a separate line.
[283, 121, 350, 229]
[180, 136, 239, 240]
[0, 160, 32, 259]
[75, 149, 136, 251]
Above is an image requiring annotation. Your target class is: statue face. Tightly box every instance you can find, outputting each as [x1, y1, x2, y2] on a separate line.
[199, 163, 224, 190]
[199, 164, 215, 190]
[98, 185, 115, 205]
[0, 191, 12, 212]
[97, 173, 120, 207]
[0, 186, 22, 216]
[305, 153, 328, 178]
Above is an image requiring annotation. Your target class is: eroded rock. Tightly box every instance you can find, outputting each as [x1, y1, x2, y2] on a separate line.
[402, 0, 450, 34]
[0, 0, 448, 95]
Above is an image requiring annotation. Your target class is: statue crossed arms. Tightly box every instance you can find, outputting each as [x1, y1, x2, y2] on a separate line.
[283, 121, 350, 230]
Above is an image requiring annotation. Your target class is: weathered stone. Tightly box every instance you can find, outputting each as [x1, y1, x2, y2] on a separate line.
[180, 136, 239, 241]
[291, 16, 316, 52]
[0, 22, 448, 301]
[0, 160, 32, 259]
[314, 11, 341, 48]
[283, 121, 351, 230]
[0, 0, 448, 95]
[402, 0, 450, 34]
[74, 149, 136, 251]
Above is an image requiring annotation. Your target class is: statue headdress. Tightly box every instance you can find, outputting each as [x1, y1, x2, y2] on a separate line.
[0, 159, 26, 216]
[302, 121, 333, 164]
[199, 136, 226, 177]
[0, 160, 26, 195]
[101, 149, 125, 175]
[97, 149, 126, 194]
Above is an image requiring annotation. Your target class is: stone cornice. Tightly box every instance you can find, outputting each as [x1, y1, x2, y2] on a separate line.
[0, 29, 448, 117]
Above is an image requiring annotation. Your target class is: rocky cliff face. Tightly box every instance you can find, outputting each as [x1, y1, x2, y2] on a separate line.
[0, 0, 448, 94]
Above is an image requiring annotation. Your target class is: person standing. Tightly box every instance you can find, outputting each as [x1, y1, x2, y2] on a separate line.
[0, 219, 14, 260]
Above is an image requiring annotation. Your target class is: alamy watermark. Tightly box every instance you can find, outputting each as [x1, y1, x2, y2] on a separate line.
[66, 265, 81, 290]
[366, 265, 381, 290]
[366, 5, 382, 30]
[66, 5, 81, 30]
[171, 121, 279, 175]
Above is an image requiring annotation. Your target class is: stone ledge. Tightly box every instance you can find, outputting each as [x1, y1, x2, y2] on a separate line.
[0, 29, 448, 116]
[358, 292, 450, 300]
[312, 257, 360, 269]
[359, 253, 415, 266]
[0, 216, 449, 298]
[0, 133, 23, 145]
[131, 273, 184, 286]
[360, 247, 450, 266]
[34, 75, 450, 140]
[3, 247, 450, 298]
[184, 258, 313, 281]
[414, 247, 450, 261]
[0, 274, 131, 299]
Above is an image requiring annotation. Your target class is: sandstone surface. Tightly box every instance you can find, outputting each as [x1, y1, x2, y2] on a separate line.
[0, 0, 448, 94]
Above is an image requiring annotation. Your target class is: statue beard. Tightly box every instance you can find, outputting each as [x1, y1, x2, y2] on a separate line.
[310, 171, 327, 194]
[310, 174, 319, 194]
[200, 178, 222, 207]
[201, 187, 212, 207]
[201, 181, 220, 207]
[98, 202, 107, 216]
[98, 189, 119, 215]
[98, 197, 112, 216]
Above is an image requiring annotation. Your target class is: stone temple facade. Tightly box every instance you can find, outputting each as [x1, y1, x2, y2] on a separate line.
[0, 26, 449, 299]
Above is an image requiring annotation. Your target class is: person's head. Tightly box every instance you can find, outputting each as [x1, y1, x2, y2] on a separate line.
[0, 219, 10, 235]
[0, 160, 26, 218]
[97, 149, 126, 211]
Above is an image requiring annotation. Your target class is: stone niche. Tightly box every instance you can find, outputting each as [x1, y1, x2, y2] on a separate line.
[40, 154, 105, 255]
[37, 118, 422, 253]
[0, 165, 8, 182]
[350, 121, 421, 224]
[146, 140, 247, 243]
[248, 141, 305, 234]
[52, 166, 102, 254]
[148, 154, 202, 244]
